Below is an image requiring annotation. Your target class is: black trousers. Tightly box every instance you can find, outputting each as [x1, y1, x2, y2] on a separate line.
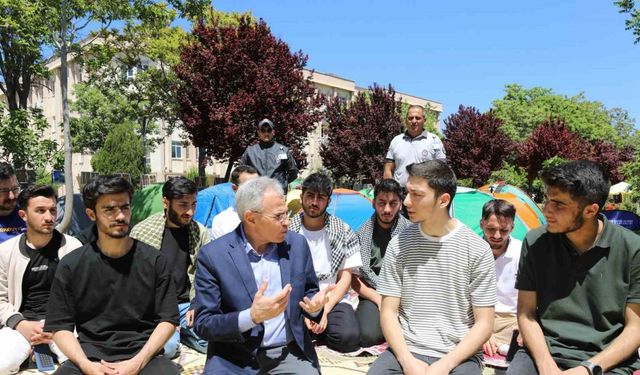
[323, 303, 360, 353]
[54, 356, 180, 375]
[355, 298, 385, 347]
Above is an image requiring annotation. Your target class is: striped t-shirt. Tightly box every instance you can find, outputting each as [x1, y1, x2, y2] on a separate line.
[378, 219, 497, 359]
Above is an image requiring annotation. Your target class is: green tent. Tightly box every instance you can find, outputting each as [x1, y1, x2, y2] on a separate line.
[453, 187, 534, 241]
[131, 183, 164, 226]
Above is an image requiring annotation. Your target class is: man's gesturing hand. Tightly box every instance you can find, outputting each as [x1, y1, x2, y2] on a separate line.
[299, 283, 336, 314]
[250, 280, 292, 324]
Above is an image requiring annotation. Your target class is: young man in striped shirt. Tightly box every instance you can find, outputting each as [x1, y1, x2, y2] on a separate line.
[368, 160, 496, 375]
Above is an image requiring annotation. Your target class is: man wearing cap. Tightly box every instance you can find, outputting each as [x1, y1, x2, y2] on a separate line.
[239, 119, 299, 193]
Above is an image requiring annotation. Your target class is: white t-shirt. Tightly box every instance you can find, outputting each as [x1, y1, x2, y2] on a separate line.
[494, 237, 522, 314]
[209, 207, 241, 240]
[301, 226, 362, 290]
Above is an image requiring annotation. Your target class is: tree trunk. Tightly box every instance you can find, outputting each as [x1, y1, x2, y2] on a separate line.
[57, 0, 73, 234]
[198, 147, 206, 177]
[140, 118, 147, 186]
[224, 159, 235, 181]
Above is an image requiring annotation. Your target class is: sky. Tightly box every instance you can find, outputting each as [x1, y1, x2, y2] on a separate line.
[213, 0, 640, 127]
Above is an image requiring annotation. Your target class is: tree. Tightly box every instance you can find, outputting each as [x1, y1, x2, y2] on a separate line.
[492, 84, 620, 143]
[0, 106, 60, 171]
[609, 107, 639, 149]
[515, 119, 590, 182]
[91, 122, 146, 184]
[0, 0, 51, 110]
[175, 15, 324, 180]
[589, 140, 634, 183]
[443, 106, 516, 187]
[321, 84, 404, 184]
[616, 0, 640, 43]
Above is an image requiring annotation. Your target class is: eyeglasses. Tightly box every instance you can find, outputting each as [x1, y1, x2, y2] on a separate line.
[0, 186, 20, 195]
[253, 210, 289, 223]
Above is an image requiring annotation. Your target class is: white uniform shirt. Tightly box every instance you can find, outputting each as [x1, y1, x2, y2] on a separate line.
[494, 237, 522, 314]
[209, 207, 241, 240]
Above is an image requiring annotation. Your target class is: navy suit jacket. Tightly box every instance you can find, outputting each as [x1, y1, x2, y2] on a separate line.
[193, 225, 321, 374]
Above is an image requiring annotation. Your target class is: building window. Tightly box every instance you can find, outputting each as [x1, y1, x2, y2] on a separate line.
[185, 143, 190, 159]
[171, 141, 182, 159]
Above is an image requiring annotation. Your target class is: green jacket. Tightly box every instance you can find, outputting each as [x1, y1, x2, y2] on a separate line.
[130, 212, 210, 300]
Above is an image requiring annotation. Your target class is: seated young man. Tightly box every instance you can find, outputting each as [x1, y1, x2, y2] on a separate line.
[0, 185, 82, 373]
[479, 199, 522, 356]
[352, 179, 410, 348]
[289, 173, 363, 353]
[44, 176, 180, 375]
[508, 160, 640, 375]
[368, 160, 496, 375]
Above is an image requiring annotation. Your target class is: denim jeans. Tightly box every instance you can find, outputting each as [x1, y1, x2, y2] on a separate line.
[163, 302, 208, 357]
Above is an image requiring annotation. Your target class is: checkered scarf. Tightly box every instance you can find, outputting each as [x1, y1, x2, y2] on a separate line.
[356, 214, 411, 289]
[289, 213, 361, 281]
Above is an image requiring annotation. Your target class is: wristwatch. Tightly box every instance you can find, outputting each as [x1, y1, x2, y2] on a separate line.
[579, 360, 603, 375]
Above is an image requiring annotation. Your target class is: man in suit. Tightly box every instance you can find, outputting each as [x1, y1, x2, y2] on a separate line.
[193, 177, 334, 374]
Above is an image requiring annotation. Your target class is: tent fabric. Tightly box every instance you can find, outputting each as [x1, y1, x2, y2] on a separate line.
[56, 194, 92, 236]
[453, 187, 545, 241]
[286, 188, 374, 231]
[194, 182, 236, 228]
[131, 183, 164, 226]
[610, 182, 631, 195]
[602, 210, 640, 231]
[480, 183, 546, 225]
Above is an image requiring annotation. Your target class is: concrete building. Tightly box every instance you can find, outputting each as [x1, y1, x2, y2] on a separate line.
[20, 55, 442, 190]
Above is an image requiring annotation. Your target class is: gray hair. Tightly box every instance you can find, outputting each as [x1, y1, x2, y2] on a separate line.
[236, 177, 284, 221]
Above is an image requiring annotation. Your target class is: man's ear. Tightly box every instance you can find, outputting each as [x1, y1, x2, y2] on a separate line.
[18, 209, 27, 222]
[582, 203, 600, 219]
[162, 197, 169, 211]
[85, 208, 96, 222]
[439, 193, 451, 209]
[232, 184, 239, 192]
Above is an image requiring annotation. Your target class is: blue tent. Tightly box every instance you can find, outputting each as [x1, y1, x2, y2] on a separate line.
[194, 182, 236, 228]
[602, 210, 640, 231]
[56, 194, 92, 236]
[327, 189, 374, 231]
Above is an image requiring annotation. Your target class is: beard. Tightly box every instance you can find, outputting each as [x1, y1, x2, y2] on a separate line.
[376, 212, 396, 226]
[303, 204, 327, 219]
[548, 210, 585, 235]
[0, 202, 16, 216]
[105, 221, 130, 238]
[167, 206, 190, 228]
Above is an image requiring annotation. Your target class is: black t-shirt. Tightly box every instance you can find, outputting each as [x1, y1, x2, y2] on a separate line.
[160, 227, 191, 303]
[44, 240, 179, 361]
[20, 231, 63, 320]
[370, 221, 392, 276]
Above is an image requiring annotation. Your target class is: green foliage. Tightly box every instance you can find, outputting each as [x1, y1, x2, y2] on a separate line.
[489, 162, 529, 189]
[0, 107, 61, 171]
[609, 107, 639, 149]
[492, 84, 620, 143]
[91, 122, 145, 185]
[621, 153, 640, 214]
[616, 0, 640, 43]
[185, 166, 199, 181]
[0, 0, 52, 110]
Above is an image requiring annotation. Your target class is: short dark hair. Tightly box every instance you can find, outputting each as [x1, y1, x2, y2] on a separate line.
[406, 160, 457, 209]
[374, 179, 403, 201]
[301, 173, 333, 197]
[83, 175, 134, 211]
[481, 199, 516, 221]
[231, 165, 258, 185]
[407, 105, 425, 117]
[540, 160, 610, 211]
[0, 163, 15, 180]
[162, 176, 197, 200]
[18, 185, 57, 210]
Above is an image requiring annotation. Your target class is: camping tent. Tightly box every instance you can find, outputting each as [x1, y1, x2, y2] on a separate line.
[194, 182, 235, 228]
[453, 187, 545, 241]
[287, 188, 374, 231]
[131, 183, 164, 226]
[602, 209, 640, 231]
[610, 181, 631, 195]
[479, 183, 545, 225]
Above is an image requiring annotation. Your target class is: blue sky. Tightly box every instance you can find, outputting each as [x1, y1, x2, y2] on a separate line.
[214, 0, 639, 127]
